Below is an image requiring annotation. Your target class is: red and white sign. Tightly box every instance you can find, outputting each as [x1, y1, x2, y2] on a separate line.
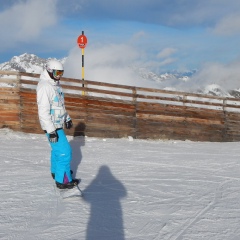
[77, 34, 88, 49]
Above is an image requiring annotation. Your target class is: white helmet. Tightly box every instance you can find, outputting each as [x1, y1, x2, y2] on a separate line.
[46, 59, 64, 80]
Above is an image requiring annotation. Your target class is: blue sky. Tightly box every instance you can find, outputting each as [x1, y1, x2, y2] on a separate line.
[1, 0, 240, 89]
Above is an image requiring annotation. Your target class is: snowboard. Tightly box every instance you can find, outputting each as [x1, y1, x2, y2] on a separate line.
[54, 179, 83, 199]
[59, 184, 83, 199]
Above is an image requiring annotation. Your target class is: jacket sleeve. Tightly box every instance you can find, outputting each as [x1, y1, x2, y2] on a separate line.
[37, 84, 56, 133]
[65, 113, 71, 122]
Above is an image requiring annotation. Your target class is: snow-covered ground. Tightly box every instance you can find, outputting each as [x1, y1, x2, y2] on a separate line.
[1, 128, 240, 240]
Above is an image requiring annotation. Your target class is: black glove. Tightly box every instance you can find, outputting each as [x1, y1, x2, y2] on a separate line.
[65, 120, 73, 129]
[49, 131, 58, 143]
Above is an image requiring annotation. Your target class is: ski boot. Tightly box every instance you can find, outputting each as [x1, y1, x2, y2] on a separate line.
[56, 179, 79, 189]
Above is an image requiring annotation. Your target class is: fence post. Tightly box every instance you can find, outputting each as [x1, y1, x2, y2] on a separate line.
[132, 87, 137, 104]
[222, 99, 227, 141]
[223, 99, 226, 112]
[16, 72, 22, 131]
[14, 71, 21, 92]
[183, 94, 187, 107]
[132, 87, 137, 139]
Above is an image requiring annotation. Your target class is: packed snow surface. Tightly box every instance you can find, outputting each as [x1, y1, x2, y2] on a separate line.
[1, 128, 240, 240]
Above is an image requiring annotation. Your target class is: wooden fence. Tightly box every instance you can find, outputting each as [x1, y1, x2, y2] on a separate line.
[1, 70, 240, 141]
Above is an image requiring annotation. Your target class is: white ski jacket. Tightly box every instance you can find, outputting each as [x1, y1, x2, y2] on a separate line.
[36, 69, 71, 133]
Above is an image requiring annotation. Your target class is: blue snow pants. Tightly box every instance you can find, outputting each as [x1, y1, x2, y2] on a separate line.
[46, 129, 72, 184]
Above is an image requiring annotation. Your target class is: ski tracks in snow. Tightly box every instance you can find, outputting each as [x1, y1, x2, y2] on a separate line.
[121, 140, 240, 240]
[167, 179, 231, 240]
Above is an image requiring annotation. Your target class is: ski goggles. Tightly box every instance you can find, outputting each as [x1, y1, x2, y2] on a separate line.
[53, 70, 64, 78]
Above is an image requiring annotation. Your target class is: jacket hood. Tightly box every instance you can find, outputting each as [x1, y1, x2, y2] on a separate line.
[39, 69, 58, 85]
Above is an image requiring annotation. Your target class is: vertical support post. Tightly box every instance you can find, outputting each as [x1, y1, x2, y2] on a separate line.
[132, 87, 137, 139]
[16, 72, 22, 131]
[222, 98, 227, 141]
[223, 99, 226, 112]
[81, 31, 85, 96]
[183, 94, 187, 107]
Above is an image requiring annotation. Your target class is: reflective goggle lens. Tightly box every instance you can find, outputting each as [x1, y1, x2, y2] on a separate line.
[53, 70, 64, 77]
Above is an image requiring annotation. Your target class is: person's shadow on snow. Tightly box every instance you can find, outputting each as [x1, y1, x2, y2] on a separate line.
[83, 165, 127, 240]
[69, 122, 86, 179]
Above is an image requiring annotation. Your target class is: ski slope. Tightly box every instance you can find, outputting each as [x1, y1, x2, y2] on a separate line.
[1, 128, 240, 240]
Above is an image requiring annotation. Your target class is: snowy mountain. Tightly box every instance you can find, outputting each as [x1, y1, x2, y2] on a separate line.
[198, 84, 232, 97]
[131, 66, 239, 98]
[0, 53, 239, 98]
[0, 53, 66, 74]
[131, 65, 194, 85]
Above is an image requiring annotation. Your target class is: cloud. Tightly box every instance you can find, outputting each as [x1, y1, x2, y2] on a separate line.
[0, 0, 58, 47]
[153, 60, 240, 92]
[213, 13, 240, 35]
[59, 0, 240, 29]
[159, 58, 177, 67]
[190, 61, 240, 91]
[129, 31, 146, 44]
[65, 44, 138, 83]
[64, 43, 161, 88]
[157, 48, 177, 59]
[1, 0, 240, 79]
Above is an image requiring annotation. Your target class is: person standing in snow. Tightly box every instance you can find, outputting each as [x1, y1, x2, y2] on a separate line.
[36, 59, 79, 189]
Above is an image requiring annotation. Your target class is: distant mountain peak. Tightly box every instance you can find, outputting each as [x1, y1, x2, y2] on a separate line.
[0, 53, 46, 73]
[0, 53, 66, 73]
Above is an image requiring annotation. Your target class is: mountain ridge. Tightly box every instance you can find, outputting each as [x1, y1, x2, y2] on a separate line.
[1, 53, 239, 98]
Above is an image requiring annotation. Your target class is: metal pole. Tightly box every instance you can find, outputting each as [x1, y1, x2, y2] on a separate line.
[82, 31, 85, 95]
[82, 48, 84, 85]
